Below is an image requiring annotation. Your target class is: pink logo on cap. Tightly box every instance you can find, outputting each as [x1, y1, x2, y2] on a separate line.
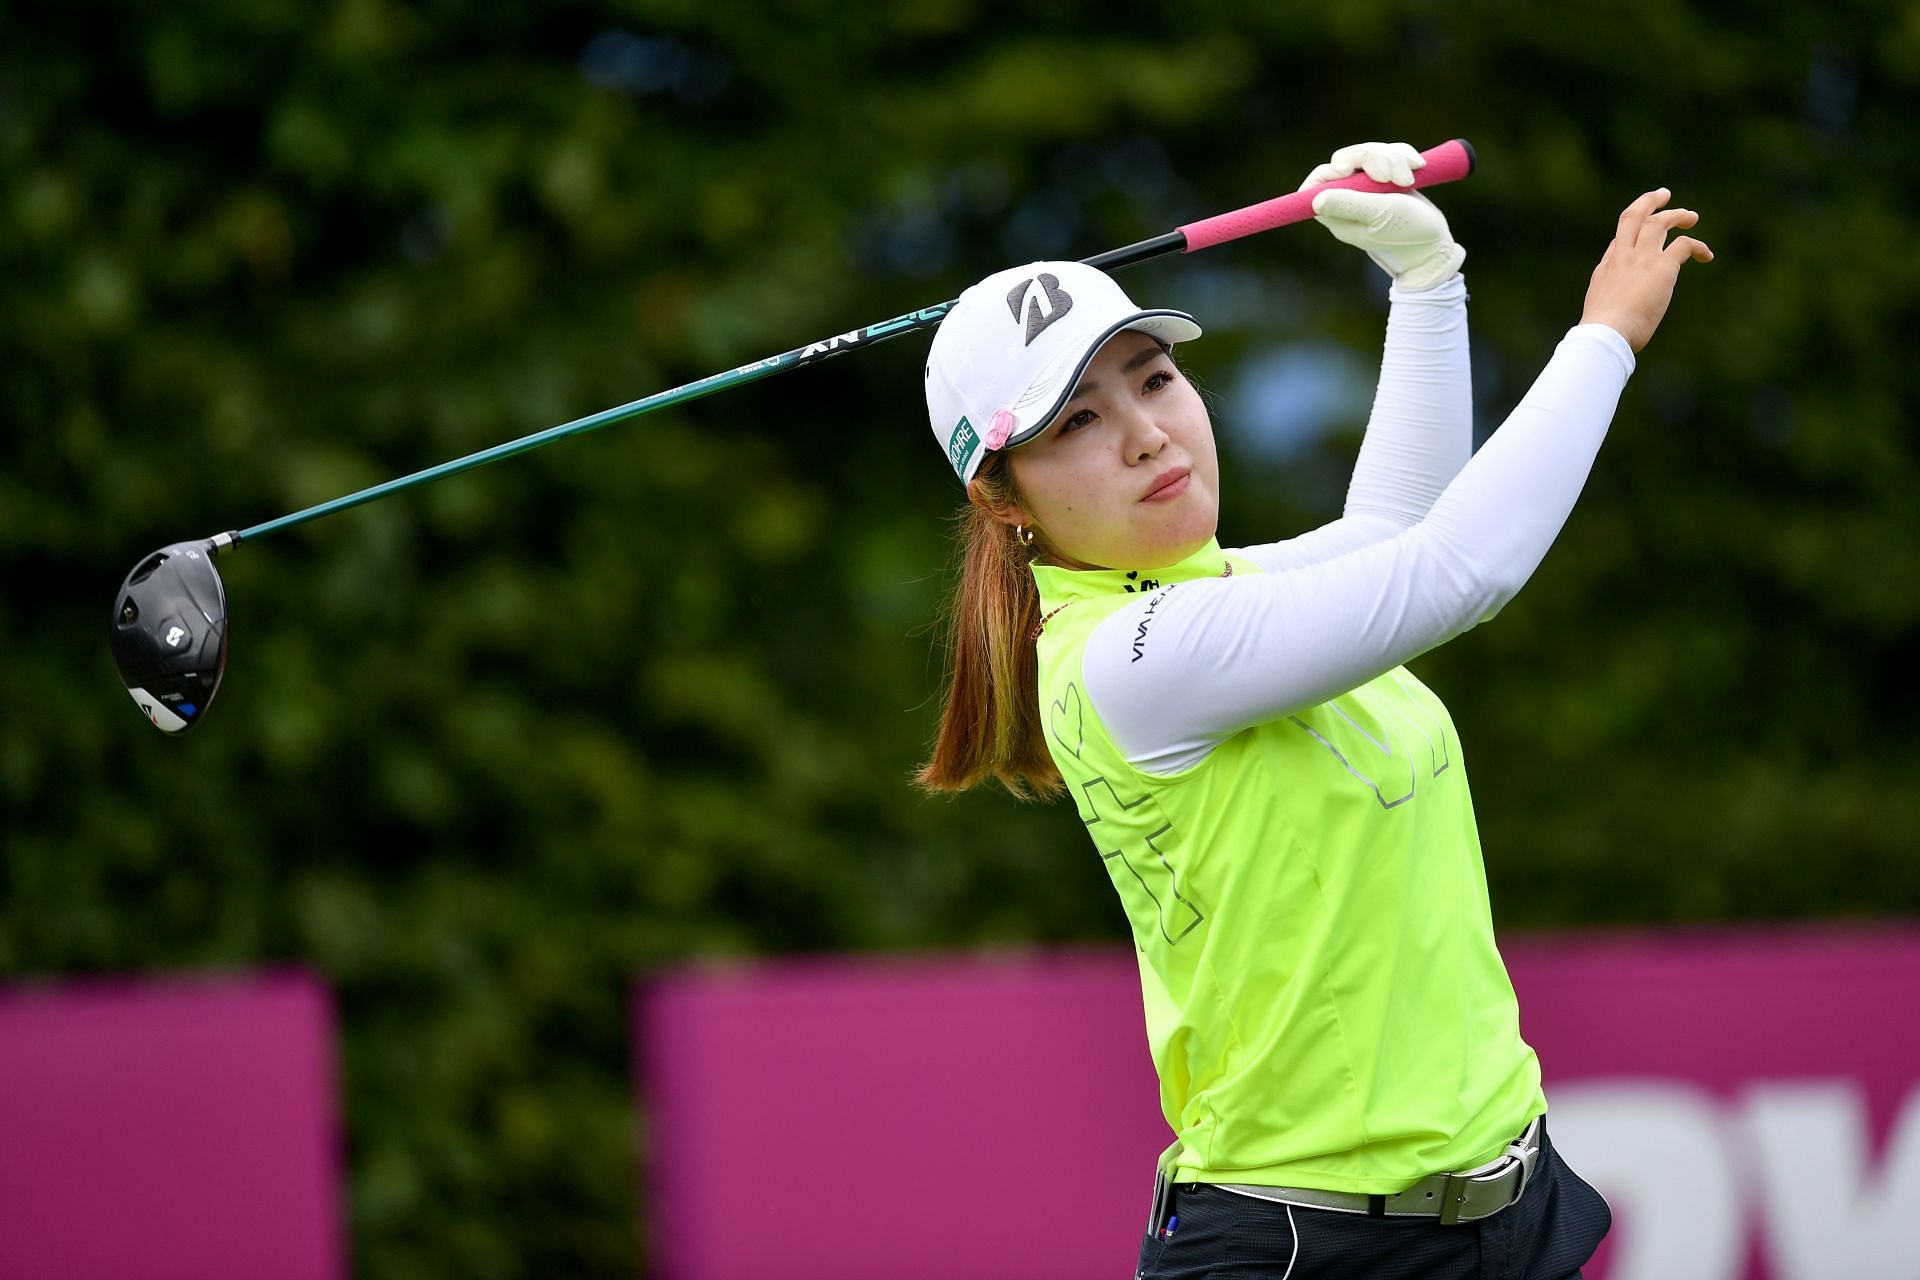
[984, 410, 1017, 451]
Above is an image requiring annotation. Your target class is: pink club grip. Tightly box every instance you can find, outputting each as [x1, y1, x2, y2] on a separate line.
[1177, 139, 1477, 253]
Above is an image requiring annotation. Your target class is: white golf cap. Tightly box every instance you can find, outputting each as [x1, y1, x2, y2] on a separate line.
[925, 260, 1202, 484]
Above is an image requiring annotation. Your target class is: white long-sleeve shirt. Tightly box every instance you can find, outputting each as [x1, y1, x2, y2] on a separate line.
[1082, 277, 1635, 774]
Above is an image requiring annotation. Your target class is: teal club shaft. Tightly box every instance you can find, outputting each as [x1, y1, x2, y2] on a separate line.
[229, 308, 947, 545]
[223, 240, 1149, 549]
[218, 138, 1474, 553]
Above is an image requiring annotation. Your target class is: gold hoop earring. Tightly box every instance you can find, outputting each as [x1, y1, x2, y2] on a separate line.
[1016, 524, 1036, 547]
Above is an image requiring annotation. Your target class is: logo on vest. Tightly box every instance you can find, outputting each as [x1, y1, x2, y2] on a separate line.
[1005, 273, 1073, 346]
[1130, 586, 1176, 663]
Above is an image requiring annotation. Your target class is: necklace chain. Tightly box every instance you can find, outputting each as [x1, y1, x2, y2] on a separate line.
[1030, 562, 1232, 642]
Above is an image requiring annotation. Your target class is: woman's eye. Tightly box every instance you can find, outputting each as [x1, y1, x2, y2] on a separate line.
[1062, 409, 1096, 432]
[1144, 370, 1173, 392]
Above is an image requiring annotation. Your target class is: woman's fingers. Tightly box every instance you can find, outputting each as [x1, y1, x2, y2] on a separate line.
[1361, 151, 1395, 183]
[1619, 193, 1711, 263]
[1383, 143, 1418, 187]
[1637, 207, 1700, 252]
[1379, 142, 1420, 187]
[1583, 193, 1710, 351]
[1297, 162, 1349, 192]
[1616, 188, 1671, 247]
[1644, 206, 1700, 234]
[1637, 204, 1711, 260]
[1328, 142, 1422, 188]
[1664, 235, 1715, 264]
[1301, 143, 1430, 192]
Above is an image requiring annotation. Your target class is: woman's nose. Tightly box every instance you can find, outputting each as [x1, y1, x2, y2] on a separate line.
[1128, 413, 1170, 462]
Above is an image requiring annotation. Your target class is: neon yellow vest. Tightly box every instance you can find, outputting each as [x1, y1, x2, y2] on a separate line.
[1032, 538, 1544, 1193]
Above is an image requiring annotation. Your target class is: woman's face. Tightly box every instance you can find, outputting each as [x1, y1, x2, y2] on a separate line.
[1000, 332, 1219, 571]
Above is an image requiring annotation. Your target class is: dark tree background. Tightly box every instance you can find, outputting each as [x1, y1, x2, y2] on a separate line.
[3, 1, 1914, 1273]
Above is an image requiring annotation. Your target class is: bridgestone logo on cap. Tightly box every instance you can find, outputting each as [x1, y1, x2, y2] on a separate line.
[947, 415, 980, 476]
[1006, 274, 1073, 346]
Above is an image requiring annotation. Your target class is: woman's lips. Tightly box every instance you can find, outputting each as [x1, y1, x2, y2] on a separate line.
[1142, 468, 1191, 502]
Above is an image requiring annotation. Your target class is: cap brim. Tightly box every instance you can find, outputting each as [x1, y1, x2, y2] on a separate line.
[1002, 309, 1204, 451]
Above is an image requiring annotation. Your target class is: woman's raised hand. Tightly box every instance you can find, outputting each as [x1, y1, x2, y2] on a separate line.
[1580, 189, 1713, 352]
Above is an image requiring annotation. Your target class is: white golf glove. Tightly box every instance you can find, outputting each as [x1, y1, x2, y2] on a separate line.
[1300, 141, 1466, 291]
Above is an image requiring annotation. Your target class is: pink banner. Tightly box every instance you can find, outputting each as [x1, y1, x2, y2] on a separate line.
[1507, 927, 1920, 1280]
[636, 926, 1920, 1280]
[0, 970, 347, 1280]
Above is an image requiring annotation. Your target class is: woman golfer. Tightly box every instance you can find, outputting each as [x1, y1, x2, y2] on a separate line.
[917, 141, 1711, 1279]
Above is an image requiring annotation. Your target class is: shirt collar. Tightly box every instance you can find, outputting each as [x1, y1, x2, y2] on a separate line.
[1031, 538, 1230, 612]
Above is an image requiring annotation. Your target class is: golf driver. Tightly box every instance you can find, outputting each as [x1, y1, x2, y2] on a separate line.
[109, 138, 1478, 734]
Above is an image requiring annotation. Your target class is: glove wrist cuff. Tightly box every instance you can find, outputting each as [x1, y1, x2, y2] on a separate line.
[1383, 242, 1467, 291]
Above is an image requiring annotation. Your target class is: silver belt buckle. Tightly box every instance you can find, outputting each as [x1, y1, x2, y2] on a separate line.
[1510, 1116, 1542, 1195]
[1437, 1117, 1542, 1226]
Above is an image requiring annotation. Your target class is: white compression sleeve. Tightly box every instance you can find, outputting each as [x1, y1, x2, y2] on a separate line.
[1085, 324, 1635, 775]
[1238, 275, 1473, 574]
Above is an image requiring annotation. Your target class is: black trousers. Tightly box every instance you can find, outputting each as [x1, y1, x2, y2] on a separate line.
[1136, 1121, 1611, 1280]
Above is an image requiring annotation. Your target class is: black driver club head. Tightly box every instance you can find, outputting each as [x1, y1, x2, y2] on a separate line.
[109, 540, 229, 735]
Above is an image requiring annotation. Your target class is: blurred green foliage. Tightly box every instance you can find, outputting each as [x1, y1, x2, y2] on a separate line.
[3, 0, 1916, 1274]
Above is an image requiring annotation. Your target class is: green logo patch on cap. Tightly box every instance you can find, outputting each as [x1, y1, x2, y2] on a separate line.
[946, 415, 980, 477]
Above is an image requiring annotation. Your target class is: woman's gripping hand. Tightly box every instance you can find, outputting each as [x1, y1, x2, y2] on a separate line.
[1300, 141, 1466, 291]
